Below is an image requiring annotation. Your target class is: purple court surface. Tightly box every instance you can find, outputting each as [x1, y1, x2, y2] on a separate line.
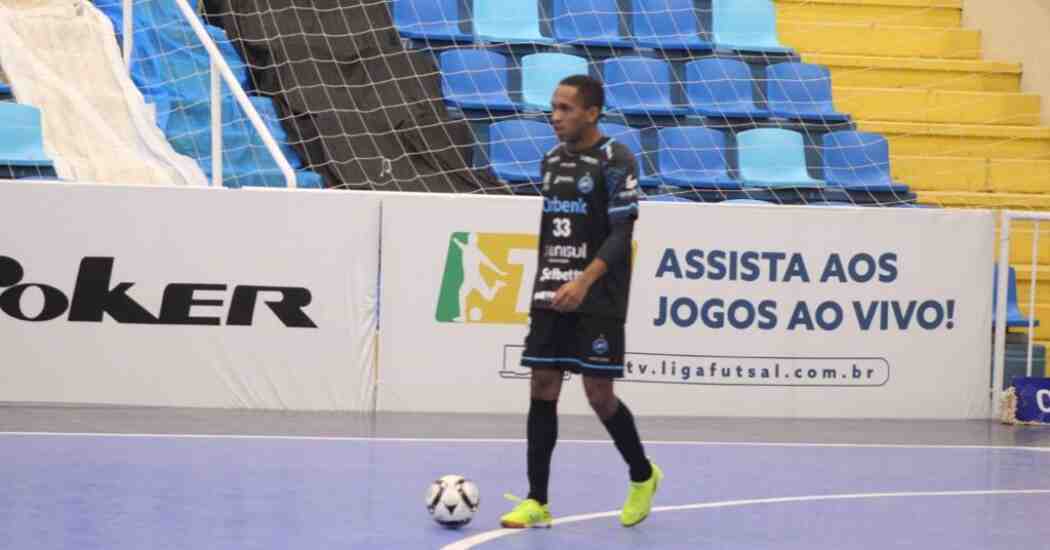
[1, 407, 1048, 549]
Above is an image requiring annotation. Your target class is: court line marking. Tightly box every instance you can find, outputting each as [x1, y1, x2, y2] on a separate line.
[442, 489, 1050, 550]
[1, 431, 1049, 452]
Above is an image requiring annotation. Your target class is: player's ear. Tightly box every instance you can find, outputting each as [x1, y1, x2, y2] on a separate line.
[586, 105, 600, 125]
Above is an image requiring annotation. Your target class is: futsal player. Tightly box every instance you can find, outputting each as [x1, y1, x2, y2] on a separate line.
[500, 75, 663, 529]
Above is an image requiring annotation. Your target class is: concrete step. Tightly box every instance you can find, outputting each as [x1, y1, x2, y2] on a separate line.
[803, 53, 1021, 93]
[780, 21, 980, 59]
[775, 0, 962, 28]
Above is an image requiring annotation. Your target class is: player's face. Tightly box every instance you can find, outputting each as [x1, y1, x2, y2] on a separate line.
[550, 85, 598, 143]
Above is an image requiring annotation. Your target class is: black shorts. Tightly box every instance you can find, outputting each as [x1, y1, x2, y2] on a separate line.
[521, 309, 625, 378]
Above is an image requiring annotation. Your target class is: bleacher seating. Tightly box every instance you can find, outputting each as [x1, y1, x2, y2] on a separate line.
[711, 0, 793, 53]
[994, 265, 1041, 328]
[410, 1, 930, 205]
[64, 0, 1043, 216]
[0, 103, 55, 169]
[765, 62, 850, 123]
[552, 0, 633, 48]
[724, 199, 775, 205]
[684, 58, 770, 120]
[656, 127, 741, 190]
[822, 131, 909, 194]
[598, 122, 660, 188]
[521, 53, 590, 111]
[96, 0, 322, 188]
[440, 49, 520, 113]
[487, 119, 557, 187]
[472, 0, 552, 44]
[737, 128, 826, 190]
[632, 0, 712, 53]
[392, 0, 472, 43]
[602, 57, 687, 117]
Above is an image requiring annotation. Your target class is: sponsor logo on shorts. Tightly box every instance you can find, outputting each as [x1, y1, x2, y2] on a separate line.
[592, 335, 609, 355]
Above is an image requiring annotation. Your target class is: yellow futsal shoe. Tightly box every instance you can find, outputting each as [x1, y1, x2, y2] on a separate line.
[499, 494, 552, 529]
[620, 462, 663, 527]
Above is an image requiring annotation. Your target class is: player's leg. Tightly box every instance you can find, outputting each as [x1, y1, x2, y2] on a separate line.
[526, 367, 562, 506]
[577, 316, 662, 527]
[582, 375, 662, 526]
[502, 310, 567, 528]
[581, 375, 650, 481]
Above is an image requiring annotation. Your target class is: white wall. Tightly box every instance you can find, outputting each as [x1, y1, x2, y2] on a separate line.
[965, 0, 1050, 124]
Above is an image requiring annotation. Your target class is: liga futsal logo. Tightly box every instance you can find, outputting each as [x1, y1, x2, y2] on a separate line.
[435, 232, 538, 325]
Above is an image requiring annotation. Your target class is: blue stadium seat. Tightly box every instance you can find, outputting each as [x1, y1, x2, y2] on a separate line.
[684, 58, 769, 120]
[473, 0, 554, 44]
[632, 0, 712, 52]
[599, 122, 659, 188]
[822, 131, 910, 193]
[712, 0, 793, 54]
[521, 53, 590, 111]
[392, 0, 472, 43]
[603, 57, 688, 117]
[487, 119, 558, 184]
[737, 128, 826, 189]
[656, 127, 741, 190]
[439, 49, 520, 113]
[808, 202, 858, 207]
[241, 96, 324, 189]
[645, 193, 693, 202]
[552, 0, 634, 48]
[766, 62, 850, 123]
[723, 199, 775, 205]
[993, 265, 1041, 328]
[0, 103, 55, 167]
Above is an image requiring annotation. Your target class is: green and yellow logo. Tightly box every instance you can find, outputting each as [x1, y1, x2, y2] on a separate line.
[435, 232, 538, 325]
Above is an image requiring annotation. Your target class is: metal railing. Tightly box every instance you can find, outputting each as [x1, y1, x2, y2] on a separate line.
[119, 0, 298, 188]
[992, 210, 1046, 416]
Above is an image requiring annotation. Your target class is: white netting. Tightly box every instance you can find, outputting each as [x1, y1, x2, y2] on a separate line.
[0, 0, 1046, 204]
[996, 213, 1050, 422]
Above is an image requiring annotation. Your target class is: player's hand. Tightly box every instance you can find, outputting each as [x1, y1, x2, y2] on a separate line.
[552, 280, 588, 312]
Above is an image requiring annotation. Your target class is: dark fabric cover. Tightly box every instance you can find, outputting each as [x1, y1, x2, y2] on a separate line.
[204, 0, 504, 192]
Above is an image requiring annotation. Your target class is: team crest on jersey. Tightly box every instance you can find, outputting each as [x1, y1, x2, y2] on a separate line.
[577, 174, 594, 194]
[592, 335, 610, 355]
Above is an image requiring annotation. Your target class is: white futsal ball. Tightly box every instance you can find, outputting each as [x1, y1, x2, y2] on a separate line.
[426, 475, 480, 528]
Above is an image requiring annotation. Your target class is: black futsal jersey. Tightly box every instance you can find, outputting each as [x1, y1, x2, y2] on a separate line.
[530, 136, 640, 320]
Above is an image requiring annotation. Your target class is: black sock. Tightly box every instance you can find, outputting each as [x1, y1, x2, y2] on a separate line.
[526, 398, 558, 505]
[601, 400, 652, 483]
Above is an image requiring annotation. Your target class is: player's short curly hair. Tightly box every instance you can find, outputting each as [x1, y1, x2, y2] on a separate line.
[558, 74, 605, 112]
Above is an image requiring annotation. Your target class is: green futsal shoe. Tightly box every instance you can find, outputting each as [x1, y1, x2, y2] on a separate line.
[620, 461, 663, 527]
[499, 494, 552, 529]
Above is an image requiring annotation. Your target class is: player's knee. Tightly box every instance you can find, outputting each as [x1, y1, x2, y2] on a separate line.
[583, 380, 616, 415]
[530, 369, 562, 400]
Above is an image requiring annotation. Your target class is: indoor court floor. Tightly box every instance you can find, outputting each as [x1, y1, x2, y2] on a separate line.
[2, 406, 1049, 549]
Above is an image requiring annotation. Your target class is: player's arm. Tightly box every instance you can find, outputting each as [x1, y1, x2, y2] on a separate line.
[552, 149, 639, 312]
